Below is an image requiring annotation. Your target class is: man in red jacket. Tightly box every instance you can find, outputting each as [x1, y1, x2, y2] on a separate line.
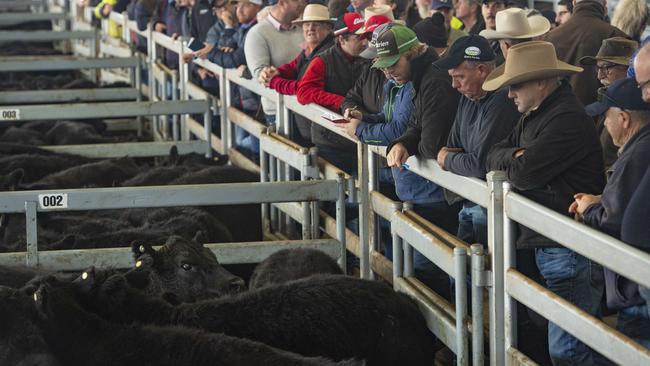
[296, 12, 369, 174]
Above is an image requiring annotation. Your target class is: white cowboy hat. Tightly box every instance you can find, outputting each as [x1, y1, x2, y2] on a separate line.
[482, 41, 583, 91]
[292, 4, 333, 24]
[355, 4, 395, 34]
[479, 8, 550, 40]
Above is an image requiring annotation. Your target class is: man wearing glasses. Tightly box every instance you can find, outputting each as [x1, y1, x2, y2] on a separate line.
[581, 37, 639, 170]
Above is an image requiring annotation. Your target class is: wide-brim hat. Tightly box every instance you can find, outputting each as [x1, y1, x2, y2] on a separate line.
[292, 4, 333, 24]
[355, 5, 394, 34]
[483, 41, 583, 91]
[479, 8, 550, 40]
[579, 37, 639, 66]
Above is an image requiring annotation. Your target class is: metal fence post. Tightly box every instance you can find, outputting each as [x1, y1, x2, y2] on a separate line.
[204, 96, 213, 158]
[336, 173, 347, 273]
[358, 142, 370, 279]
[503, 182, 517, 353]
[402, 201, 414, 277]
[260, 131, 270, 234]
[368, 147, 378, 280]
[171, 70, 179, 141]
[309, 148, 320, 239]
[471, 244, 486, 366]
[391, 227, 403, 289]
[486, 170, 507, 366]
[300, 147, 312, 240]
[25, 201, 38, 267]
[221, 68, 233, 153]
[179, 39, 190, 141]
[455, 247, 469, 366]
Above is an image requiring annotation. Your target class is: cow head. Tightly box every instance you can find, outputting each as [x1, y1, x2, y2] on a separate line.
[131, 233, 245, 304]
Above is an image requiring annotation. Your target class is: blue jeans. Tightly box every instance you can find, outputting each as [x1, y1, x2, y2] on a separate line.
[236, 114, 275, 159]
[617, 286, 650, 349]
[457, 203, 487, 246]
[535, 247, 606, 366]
[407, 201, 460, 301]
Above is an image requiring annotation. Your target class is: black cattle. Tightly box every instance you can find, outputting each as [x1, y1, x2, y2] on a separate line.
[20, 157, 141, 190]
[132, 234, 245, 302]
[0, 126, 46, 145]
[0, 286, 60, 366]
[0, 153, 91, 184]
[121, 166, 195, 187]
[249, 248, 344, 290]
[3, 281, 362, 366]
[72, 272, 438, 366]
[0, 265, 51, 289]
[170, 166, 262, 242]
[0, 143, 58, 156]
[44, 121, 124, 145]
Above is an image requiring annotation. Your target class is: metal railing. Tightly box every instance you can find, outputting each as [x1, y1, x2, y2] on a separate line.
[44, 2, 650, 365]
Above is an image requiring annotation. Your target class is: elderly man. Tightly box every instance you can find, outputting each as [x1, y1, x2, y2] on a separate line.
[485, 41, 606, 365]
[571, 78, 650, 349]
[479, 7, 551, 58]
[546, 0, 627, 106]
[296, 12, 369, 174]
[382, 25, 461, 299]
[432, 34, 519, 246]
[581, 37, 639, 170]
[264, 3, 335, 146]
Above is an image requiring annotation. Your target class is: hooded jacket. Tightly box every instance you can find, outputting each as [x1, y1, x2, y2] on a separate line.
[355, 80, 413, 146]
[546, 0, 628, 106]
[487, 80, 606, 248]
[387, 47, 460, 203]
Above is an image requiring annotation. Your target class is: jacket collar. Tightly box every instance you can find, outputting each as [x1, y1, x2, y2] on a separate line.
[411, 47, 439, 91]
[572, 1, 606, 21]
[310, 34, 334, 56]
[620, 120, 650, 154]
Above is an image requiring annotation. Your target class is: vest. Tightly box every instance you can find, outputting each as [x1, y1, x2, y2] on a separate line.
[292, 35, 335, 146]
[311, 44, 368, 152]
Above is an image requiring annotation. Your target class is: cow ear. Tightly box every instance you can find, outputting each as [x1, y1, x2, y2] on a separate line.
[214, 152, 229, 166]
[193, 231, 207, 245]
[131, 240, 155, 260]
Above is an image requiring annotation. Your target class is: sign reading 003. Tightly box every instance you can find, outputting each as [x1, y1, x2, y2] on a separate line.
[0, 109, 20, 121]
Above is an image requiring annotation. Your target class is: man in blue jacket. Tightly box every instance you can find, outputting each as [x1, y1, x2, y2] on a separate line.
[571, 78, 650, 349]
[433, 34, 519, 246]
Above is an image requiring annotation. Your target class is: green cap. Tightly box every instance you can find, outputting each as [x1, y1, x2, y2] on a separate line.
[371, 25, 419, 69]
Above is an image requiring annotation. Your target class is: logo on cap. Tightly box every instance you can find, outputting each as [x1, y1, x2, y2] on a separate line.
[465, 46, 481, 57]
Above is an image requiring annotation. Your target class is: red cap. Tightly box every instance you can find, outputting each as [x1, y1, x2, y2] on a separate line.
[334, 13, 365, 36]
[357, 15, 392, 35]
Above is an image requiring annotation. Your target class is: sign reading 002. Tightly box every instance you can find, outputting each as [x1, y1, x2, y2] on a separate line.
[38, 193, 69, 210]
[0, 109, 20, 121]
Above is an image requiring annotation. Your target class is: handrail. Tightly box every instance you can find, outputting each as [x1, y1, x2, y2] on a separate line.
[504, 189, 650, 289]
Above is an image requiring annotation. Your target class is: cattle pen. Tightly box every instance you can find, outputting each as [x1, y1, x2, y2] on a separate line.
[1, 0, 650, 365]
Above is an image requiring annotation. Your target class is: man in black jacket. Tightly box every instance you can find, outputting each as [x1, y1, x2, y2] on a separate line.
[433, 35, 519, 246]
[383, 25, 461, 300]
[485, 41, 606, 366]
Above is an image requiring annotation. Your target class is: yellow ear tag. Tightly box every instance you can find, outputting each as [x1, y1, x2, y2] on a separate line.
[33, 293, 38, 302]
[82, 272, 88, 280]
[135, 260, 143, 268]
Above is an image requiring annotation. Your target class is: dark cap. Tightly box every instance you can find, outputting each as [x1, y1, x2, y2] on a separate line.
[432, 34, 494, 69]
[334, 12, 365, 36]
[482, 0, 507, 4]
[585, 78, 650, 117]
[413, 13, 447, 48]
[430, 0, 452, 9]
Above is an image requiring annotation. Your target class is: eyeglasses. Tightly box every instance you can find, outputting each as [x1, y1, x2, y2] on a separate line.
[638, 79, 650, 90]
[595, 63, 622, 74]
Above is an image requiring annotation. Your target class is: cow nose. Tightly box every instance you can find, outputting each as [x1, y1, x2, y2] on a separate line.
[229, 278, 246, 293]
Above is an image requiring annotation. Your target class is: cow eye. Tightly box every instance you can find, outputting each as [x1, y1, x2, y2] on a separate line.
[181, 263, 193, 271]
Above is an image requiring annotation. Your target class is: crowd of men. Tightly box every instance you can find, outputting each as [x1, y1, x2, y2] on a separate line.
[85, 0, 650, 363]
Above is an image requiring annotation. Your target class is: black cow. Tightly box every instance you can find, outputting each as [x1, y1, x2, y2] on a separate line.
[169, 166, 262, 242]
[71, 272, 438, 365]
[0, 282, 364, 366]
[0, 153, 91, 183]
[20, 157, 141, 190]
[0, 286, 60, 366]
[249, 248, 344, 290]
[132, 234, 245, 302]
[0, 127, 46, 146]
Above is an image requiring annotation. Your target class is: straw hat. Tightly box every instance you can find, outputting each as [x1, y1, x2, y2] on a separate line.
[355, 4, 394, 34]
[579, 37, 639, 66]
[482, 41, 583, 91]
[479, 8, 550, 40]
[292, 4, 333, 24]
